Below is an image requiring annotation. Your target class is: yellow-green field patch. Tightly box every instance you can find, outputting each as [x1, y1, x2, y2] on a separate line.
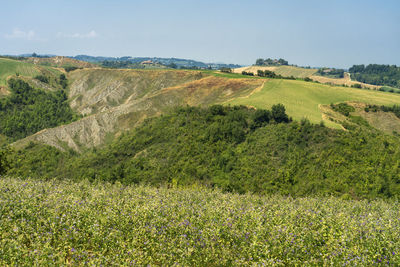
[226, 79, 400, 127]
[0, 58, 42, 85]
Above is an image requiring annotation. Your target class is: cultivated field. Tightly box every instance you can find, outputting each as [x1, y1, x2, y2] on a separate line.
[0, 177, 398, 265]
[233, 66, 318, 78]
[226, 79, 400, 128]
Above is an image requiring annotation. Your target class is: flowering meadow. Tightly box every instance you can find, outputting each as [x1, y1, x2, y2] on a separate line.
[0, 177, 399, 266]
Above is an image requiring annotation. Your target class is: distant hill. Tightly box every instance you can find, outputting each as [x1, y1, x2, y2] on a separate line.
[234, 65, 318, 78]
[0, 57, 62, 87]
[71, 55, 242, 70]
[25, 56, 96, 69]
[349, 64, 400, 89]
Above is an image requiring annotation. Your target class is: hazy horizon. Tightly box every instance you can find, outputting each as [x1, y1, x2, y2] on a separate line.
[2, 0, 399, 68]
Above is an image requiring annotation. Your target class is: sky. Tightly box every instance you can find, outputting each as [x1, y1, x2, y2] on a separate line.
[1, 0, 399, 68]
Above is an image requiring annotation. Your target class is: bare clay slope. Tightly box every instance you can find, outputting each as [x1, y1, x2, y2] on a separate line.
[16, 69, 263, 151]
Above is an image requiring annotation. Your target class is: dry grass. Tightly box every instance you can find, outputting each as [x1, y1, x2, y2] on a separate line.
[233, 65, 318, 78]
[159, 76, 263, 105]
[0, 86, 9, 96]
[25, 56, 96, 68]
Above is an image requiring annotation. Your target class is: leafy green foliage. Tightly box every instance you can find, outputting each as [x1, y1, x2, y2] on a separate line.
[331, 103, 355, 116]
[34, 75, 49, 84]
[351, 83, 362, 88]
[241, 71, 254, 76]
[0, 79, 78, 140]
[257, 69, 277, 78]
[59, 73, 67, 89]
[349, 64, 400, 88]
[256, 58, 288, 66]
[220, 67, 232, 73]
[365, 104, 400, 118]
[1, 177, 399, 265]
[8, 105, 400, 198]
[63, 66, 81, 72]
[0, 146, 10, 175]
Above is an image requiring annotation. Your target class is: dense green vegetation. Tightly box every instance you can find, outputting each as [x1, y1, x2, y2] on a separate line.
[0, 79, 78, 140]
[7, 105, 400, 198]
[365, 104, 400, 118]
[0, 177, 399, 265]
[63, 66, 81, 72]
[255, 58, 288, 66]
[330, 103, 355, 116]
[349, 64, 400, 88]
[0, 146, 9, 175]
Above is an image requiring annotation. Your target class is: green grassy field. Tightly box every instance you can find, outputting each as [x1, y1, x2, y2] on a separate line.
[0, 58, 41, 86]
[0, 177, 398, 265]
[226, 79, 400, 128]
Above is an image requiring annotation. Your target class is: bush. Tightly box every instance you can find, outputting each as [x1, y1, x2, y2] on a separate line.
[34, 75, 49, 84]
[351, 83, 362, 89]
[220, 67, 232, 73]
[64, 66, 80, 72]
[331, 103, 355, 116]
[271, 103, 289, 122]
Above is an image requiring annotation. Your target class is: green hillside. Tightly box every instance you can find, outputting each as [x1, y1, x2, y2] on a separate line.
[226, 79, 400, 128]
[0, 58, 63, 88]
[8, 105, 400, 199]
[0, 58, 41, 86]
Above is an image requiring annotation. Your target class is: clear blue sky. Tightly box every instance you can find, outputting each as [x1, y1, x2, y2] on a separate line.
[1, 0, 399, 68]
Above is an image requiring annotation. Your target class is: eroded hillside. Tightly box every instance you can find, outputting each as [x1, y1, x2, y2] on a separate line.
[16, 69, 264, 151]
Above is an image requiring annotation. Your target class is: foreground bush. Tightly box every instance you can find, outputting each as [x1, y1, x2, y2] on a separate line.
[0, 177, 399, 265]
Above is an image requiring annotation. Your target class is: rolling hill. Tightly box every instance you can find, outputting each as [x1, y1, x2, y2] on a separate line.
[226, 79, 400, 128]
[16, 69, 263, 151]
[24, 56, 96, 68]
[0, 57, 66, 91]
[0, 58, 41, 86]
[233, 65, 318, 78]
[0, 56, 397, 152]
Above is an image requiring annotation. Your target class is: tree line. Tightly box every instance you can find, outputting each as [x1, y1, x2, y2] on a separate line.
[349, 64, 400, 88]
[255, 58, 288, 66]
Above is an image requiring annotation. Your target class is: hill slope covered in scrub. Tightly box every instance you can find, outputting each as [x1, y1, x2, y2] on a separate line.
[8, 104, 400, 199]
[1, 57, 400, 173]
[7, 64, 400, 151]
